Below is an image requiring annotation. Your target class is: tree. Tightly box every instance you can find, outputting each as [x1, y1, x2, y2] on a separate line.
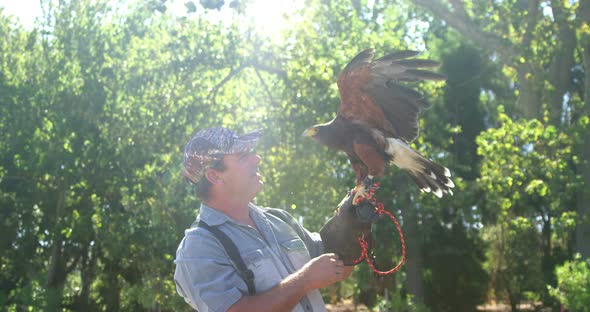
[2, 0, 587, 310]
[410, 0, 590, 264]
[477, 109, 585, 310]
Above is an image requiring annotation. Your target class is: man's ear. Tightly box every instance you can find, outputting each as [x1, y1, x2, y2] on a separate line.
[204, 168, 223, 185]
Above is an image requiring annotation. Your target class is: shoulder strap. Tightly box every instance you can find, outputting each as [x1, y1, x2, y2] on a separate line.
[265, 208, 307, 242]
[197, 220, 256, 296]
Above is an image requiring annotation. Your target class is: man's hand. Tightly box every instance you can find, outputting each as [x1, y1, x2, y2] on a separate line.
[300, 253, 354, 291]
[227, 254, 353, 312]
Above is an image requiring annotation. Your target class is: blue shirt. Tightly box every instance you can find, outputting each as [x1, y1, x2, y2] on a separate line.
[174, 203, 326, 312]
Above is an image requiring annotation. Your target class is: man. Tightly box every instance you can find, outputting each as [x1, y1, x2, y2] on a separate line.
[174, 127, 355, 312]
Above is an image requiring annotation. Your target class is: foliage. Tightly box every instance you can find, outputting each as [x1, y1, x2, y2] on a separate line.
[548, 254, 590, 312]
[477, 109, 581, 224]
[423, 222, 489, 312]
[0, 0, 588, 310]
[484, 219, 544, 308]
[477, 109, 585, 308]
[374, 289, 430, 312]
[0, 0, 255, 310]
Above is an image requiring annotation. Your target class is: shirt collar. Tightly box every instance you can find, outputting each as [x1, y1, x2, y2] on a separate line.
[198, 202, 265, 226]
[248, 203, 268, 225]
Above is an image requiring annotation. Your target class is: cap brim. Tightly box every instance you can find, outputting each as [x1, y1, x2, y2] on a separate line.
[226, 129, 262, 154]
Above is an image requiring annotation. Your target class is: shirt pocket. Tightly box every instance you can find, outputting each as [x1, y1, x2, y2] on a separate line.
[242, 248, 282, 293]
[281, 238, 311, 270]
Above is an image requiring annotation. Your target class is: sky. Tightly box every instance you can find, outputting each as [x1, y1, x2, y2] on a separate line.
[0, 0, 43, 29]
[0, 0, 303, 41]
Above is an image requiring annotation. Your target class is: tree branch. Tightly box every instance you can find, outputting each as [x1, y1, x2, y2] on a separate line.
[411, 0, 546, 117]
[254, 68, 278, 108]
[206, 64, 247, 106]
[448, 0, 469, 20]
[65, 252, 81, 275]
[249, 60, 287, 79]
[206, 60, 287, 105]
[410, 0, 516, 64]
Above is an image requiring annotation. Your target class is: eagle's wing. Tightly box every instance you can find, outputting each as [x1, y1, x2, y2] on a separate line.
[337, 48, 445, 142]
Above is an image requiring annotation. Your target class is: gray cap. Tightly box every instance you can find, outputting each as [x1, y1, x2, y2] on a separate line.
[182, 127, 262, 184]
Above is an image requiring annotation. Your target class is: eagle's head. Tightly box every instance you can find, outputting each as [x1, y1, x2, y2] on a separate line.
[302, 124, 330, 142]
[302, 122, 338, 147]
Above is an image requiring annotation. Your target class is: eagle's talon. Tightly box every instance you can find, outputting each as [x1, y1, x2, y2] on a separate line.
[362, 176, 374, 188]
[352, 183, 369, 205]
[352, 176, 375, 204]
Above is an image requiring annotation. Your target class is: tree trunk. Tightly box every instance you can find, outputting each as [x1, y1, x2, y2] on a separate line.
[46, 187, 66, 312]
[516, 66, 541, 119]
[403, 199, 424, 302]
[541, 214, 556, 288]
[77, 242, 97, 310]
[576, 44, 590, 260]
[503, 274, 519, 312]
[104, 260, 121, 312]
[548, 0, 576, 124]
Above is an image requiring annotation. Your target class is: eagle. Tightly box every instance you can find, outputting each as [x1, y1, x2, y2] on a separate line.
[303, 48, 455, 198]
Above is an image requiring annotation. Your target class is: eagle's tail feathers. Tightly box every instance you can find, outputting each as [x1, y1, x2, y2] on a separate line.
[387, 138, 454, 197]
[406, 170, 434, 194]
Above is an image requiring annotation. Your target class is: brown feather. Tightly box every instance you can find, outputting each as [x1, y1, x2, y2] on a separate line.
[394, 59, 441, 68]
[374, 50, 419, 62]
[353, 142, 387, 178]
[341, 48, 374, 73]
[337, 50, 445, 141]
[363, 84, 420, 141]
[337, 71, 395, 135]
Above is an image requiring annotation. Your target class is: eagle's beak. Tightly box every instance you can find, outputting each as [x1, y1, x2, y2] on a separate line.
[302, 128, 316, 137]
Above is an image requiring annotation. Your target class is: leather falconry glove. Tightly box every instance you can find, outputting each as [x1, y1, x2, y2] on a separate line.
[319, 184, 380, 265]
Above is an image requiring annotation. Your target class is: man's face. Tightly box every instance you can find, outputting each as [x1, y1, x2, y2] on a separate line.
[216, 151, 263, 200]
